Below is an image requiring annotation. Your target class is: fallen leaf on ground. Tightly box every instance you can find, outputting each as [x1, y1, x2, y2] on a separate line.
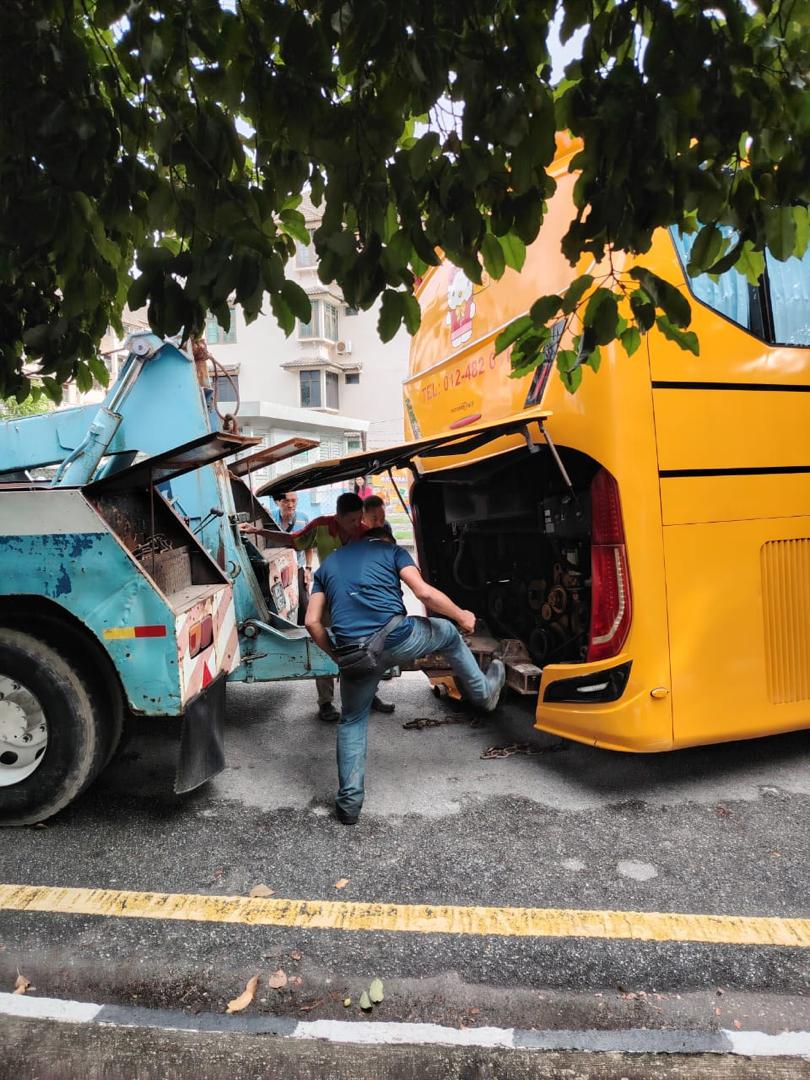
[268, 969, 288, 990]
[225, 975, 259, 1014]
[368, 978, 384, 1004]
[249, 884, 274, 898]
[359, 991, 372, 1011]
[335, 878, 349, 889]
[13, 974, 31, 995]
[343, 997, 352, 1007]
[289, 975, 303, 989]
[291, 950, 302, 961]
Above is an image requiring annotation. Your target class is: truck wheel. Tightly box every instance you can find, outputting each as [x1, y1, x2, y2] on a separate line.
[0, 629, 104, 826]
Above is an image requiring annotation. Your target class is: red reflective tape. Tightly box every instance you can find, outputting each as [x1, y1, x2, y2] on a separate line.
[133, 625, 168, 638]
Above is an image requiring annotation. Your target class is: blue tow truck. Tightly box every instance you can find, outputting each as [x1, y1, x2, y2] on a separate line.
[0, 334, 340, 824]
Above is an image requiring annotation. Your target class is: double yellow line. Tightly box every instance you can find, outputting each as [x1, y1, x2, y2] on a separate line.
[1, 883, 809, 947]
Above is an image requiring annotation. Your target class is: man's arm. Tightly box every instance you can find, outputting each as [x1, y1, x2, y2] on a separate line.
[240, 522, 316, 550]
[304, 591, 336, 661]
[399, 565, 476, 635]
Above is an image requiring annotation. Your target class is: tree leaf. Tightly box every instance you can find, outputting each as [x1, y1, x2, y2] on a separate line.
[495, 315, 533, 355]
[226, 974, 259, 1013]
[402, 293, 421, 335]
[368, 978, 384, 1004]
[629, 290, 656, 331]
[498, 233, 526, 273]
[249, 884, 273, 898]
[764, 206, 797, 262]
[481, 234, 506, 279]
[687, 224, 724, 276]
[560, 363, 582, 394]
[629, 267, 691, 327]
[280, 280, 311, 323]
[656, 315, 700, 356]
[530, 295, 562, 327]
[736, 245, 765, 287]
[378, 291, 404, 343]
[268, 969, 288, 990]
[560, 275, 593, 314]
[359, 991, 372, 1010]
[583, 288, 619, 345]
[620, 326, 642, 356]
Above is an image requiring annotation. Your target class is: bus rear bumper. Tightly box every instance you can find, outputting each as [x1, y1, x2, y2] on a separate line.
[535, 655, 674, 752]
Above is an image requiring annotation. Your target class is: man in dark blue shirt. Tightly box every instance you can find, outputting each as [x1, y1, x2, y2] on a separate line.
[306, 530, 505, 824]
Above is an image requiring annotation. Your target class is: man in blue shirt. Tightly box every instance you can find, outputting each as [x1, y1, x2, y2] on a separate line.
[305, 529, 506, 824]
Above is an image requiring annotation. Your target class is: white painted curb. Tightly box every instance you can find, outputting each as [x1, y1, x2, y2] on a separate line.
[2, 993, 810, 1058]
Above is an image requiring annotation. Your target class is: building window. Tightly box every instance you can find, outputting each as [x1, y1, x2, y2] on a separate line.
[345, 372, 360, 385]
[299, 370, 321, 408]
[213, 372, 239, 402]
[204, 309, 237, 345]
[298, 299, 320, 340]
[295, 228, 318, 269]
[323, 301, 339, 342]
[325, 370, 339, 410]
[297, 299, 339, 342]
[346, 432, 363, 452]
[344, 305, 359, 316]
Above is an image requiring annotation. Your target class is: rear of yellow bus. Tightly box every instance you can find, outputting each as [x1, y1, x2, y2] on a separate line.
[404, 142, 810, 752]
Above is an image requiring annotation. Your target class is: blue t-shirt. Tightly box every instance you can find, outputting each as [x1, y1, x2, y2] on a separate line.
[269, 508, 310, 568]
[312, 538, 415, 647]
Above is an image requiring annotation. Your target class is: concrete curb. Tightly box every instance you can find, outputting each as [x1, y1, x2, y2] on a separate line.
[3, 992, 810, 1058]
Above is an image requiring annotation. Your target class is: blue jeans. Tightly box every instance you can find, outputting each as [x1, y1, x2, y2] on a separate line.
[335, 617, 490, 817]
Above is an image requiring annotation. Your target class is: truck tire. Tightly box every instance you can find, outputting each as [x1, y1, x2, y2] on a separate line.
[0, 628, 105, 825]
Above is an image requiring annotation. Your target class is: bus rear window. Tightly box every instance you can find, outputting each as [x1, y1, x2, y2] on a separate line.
[670, 227, 810, 347]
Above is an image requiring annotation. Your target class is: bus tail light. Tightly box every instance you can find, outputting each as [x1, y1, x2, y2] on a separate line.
[588, 469, 632, 662]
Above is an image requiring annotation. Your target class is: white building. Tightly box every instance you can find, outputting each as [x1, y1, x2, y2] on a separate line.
[200, 202, 410, 517]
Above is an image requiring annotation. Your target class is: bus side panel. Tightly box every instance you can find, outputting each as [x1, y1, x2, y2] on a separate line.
[653, 387, 809, 475]
[663, 515, 810, 748]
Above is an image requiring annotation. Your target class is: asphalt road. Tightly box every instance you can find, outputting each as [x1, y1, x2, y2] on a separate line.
[1, 671, 809, 1036]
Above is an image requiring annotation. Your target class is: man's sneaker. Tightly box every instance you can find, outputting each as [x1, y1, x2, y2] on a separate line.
[482, 659, 506, 712]
[318, 702, 340, 723]
[371, 694, 395, 714]
[335, 804, 359, 825]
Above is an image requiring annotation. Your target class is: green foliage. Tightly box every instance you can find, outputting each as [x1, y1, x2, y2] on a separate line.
[0, 0, 808, 399]
[0, 393, 52, 419]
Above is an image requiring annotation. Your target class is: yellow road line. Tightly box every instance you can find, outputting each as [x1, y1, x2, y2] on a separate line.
[1, 883, 809, 947]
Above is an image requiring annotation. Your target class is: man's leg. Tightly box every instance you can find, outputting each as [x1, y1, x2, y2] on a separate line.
[316, 676, 338, 720]
[335, 672, 380, 822]
[387, 617, 503, 711]
[316, 608, 339, 721]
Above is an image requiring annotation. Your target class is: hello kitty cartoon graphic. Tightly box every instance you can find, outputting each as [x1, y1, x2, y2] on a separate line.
[445, 268, 476, 348]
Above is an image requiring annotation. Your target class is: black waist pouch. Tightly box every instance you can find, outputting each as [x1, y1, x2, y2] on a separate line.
[334, 615, 405, 679]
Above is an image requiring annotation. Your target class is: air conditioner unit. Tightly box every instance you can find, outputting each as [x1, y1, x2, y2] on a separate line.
[335, 340, 353, 355]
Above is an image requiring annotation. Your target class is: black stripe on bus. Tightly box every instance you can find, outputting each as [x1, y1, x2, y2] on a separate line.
[652, 380, 810, 392]
[660, 465, 810, 478]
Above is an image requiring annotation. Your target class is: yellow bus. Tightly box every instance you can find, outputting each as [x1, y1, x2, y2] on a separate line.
[261, 138, 810, 752]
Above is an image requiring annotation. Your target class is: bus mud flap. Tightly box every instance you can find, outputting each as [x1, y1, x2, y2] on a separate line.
[175, 673, 227, 794]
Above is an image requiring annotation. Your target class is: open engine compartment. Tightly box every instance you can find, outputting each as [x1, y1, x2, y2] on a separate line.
[411, 447, 600, 688]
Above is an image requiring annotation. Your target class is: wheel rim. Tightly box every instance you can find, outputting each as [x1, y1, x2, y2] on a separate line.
[0, 674, 48, 786]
